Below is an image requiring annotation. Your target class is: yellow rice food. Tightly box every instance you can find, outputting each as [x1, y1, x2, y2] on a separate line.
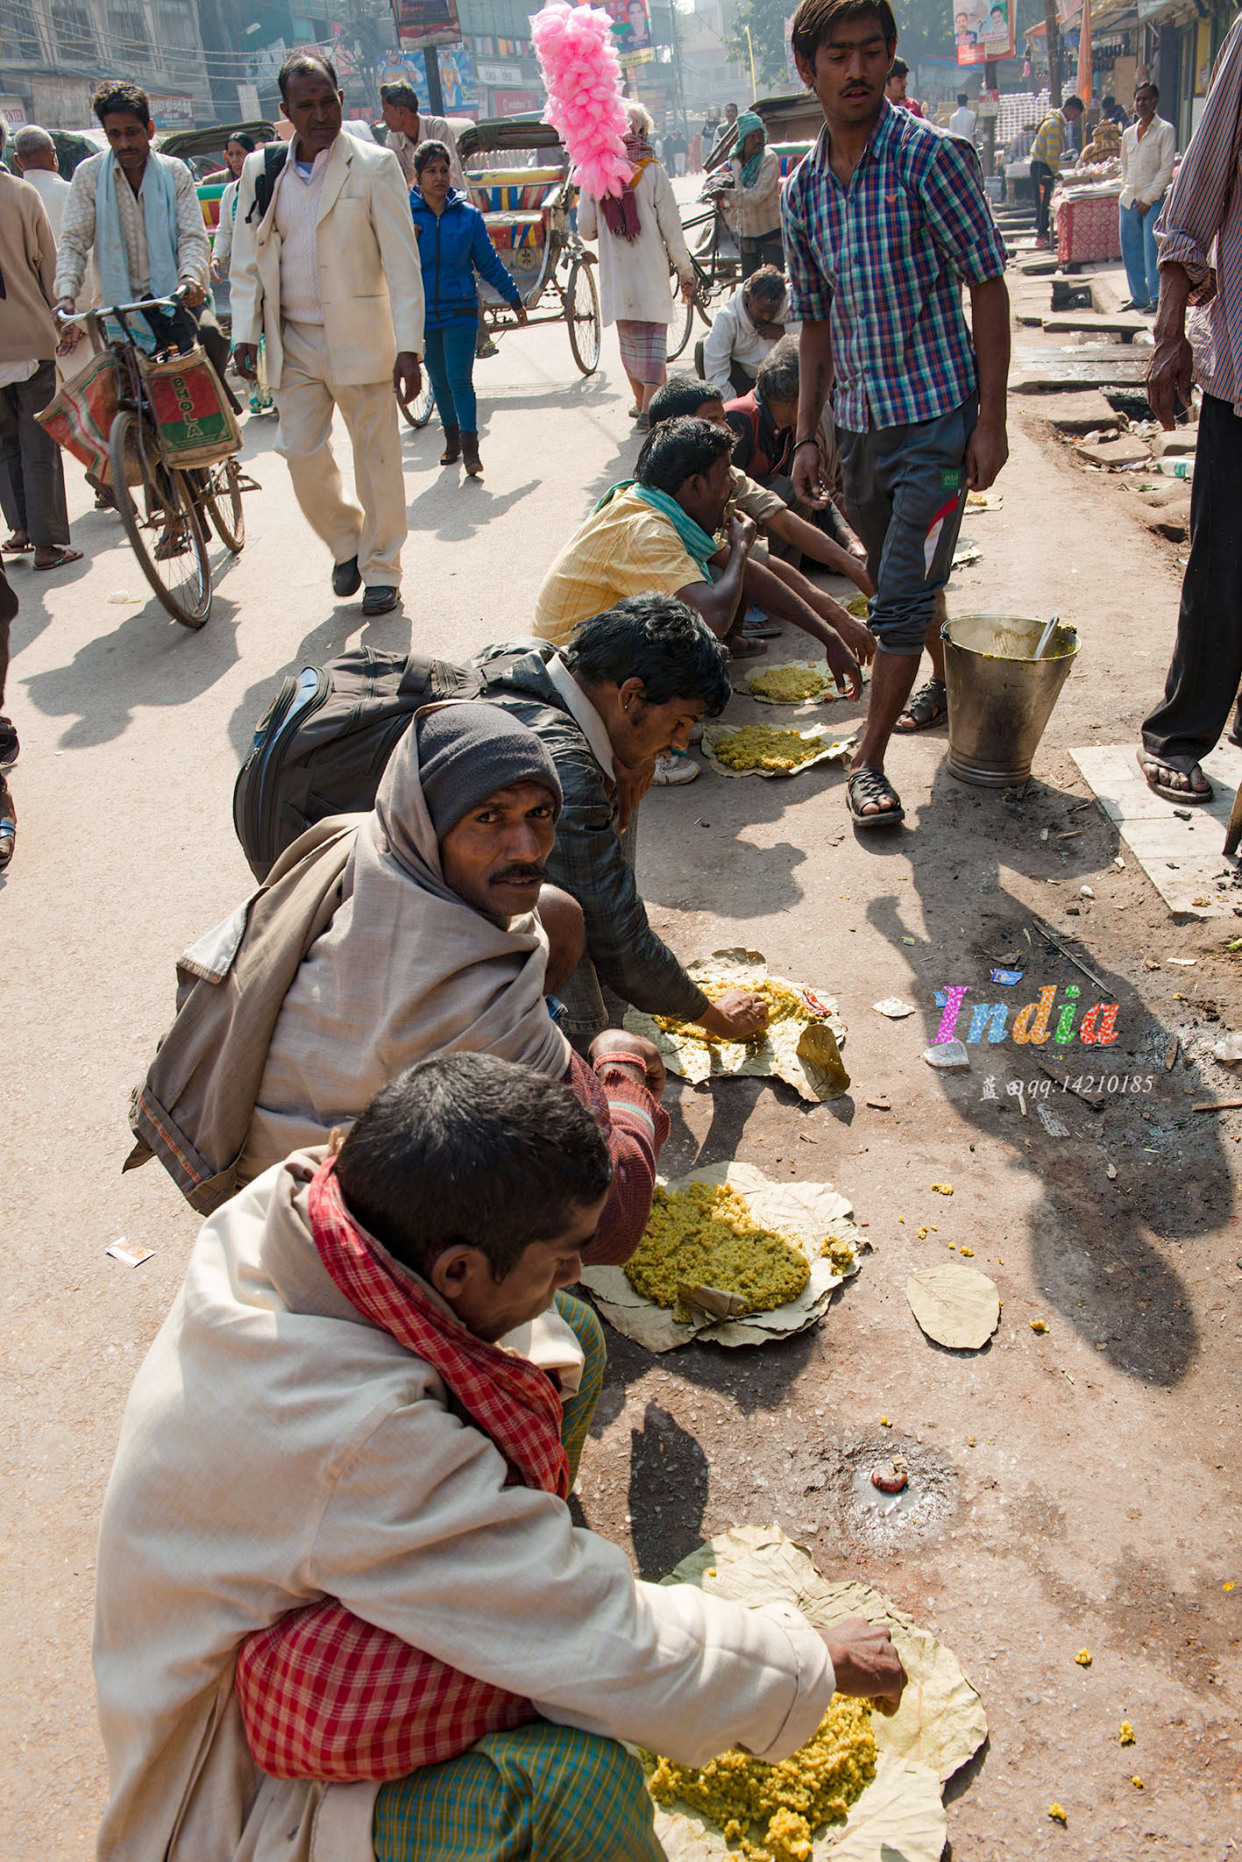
[645, 1694, 877, 1862]
[747, 666, 830, 704]
[712, 724, 827, 773]
[624, 1182, 810, 1320]
[653, 977, 810, 1052]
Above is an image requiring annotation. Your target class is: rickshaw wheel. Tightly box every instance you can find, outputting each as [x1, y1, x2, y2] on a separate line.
[399, 378, 437, 429]
[666, 290, 695, 362]
[566, 260, 601, 375]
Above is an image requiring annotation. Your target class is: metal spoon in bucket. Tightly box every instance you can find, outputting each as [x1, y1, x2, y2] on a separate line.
[1033, 614, 1060, 660]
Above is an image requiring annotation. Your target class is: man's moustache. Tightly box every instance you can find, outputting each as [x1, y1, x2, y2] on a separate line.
[490, 864, 549, 885]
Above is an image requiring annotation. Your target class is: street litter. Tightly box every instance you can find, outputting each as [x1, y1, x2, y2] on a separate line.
[580, 1162, 862, 1352]
[906, 1264, 1000, 1350]
[649, 1528, 987, 1862]
[626, 949, 848, 1103]
[106, 1238, 154, 1267]
[931, 1184, 953, 1194]
[1193, 1099, 1242, 1113]
[866, 1096, 892, 1111]
[874, 998, 916, 1018]
[990, 967, 1023, 985]
[1120, 1723, 1136, 1745]
[924, 1040, 970, 1070]
[1080, 885, 1094, 898]
[1075, 1649, 1093, 1667]
[1036, 1103, 1069, 1137]
[1167, 957, 1197, 965]
[1106, 1163, 1117, 1180]
[1030, 1319, 1049, 1333]
[1213, 1034, 1242, 1064]
[871, 1459, 909, 1493]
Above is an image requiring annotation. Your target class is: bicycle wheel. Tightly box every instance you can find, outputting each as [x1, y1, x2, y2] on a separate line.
[199, 457, 245, 553]
[666, 284, 695, 362]
[399, 378, 436, 428]
[109, 409, 212, 629]
[566, 259, 601, 375]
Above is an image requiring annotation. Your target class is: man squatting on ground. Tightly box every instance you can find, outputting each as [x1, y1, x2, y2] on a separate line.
[785, 0, 1010, 828]
[95, 1052, 906, 1861]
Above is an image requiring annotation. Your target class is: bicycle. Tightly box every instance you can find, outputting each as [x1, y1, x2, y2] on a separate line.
[57, 290, 247, 629]
[666, 198, 742, 362]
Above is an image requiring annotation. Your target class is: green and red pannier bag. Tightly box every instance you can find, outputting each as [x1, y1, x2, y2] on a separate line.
[139, 344, 241, 468]
[35, 349, 121, 482]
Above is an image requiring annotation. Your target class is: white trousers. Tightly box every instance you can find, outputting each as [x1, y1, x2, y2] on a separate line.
[274, 320, 406, 587]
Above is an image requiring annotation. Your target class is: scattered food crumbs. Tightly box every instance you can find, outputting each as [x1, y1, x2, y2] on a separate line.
[998, 1256, 1004, 1265]
[1225, 1580, 1236, 1592]
[947, 1242, 957, 1251]
[1031, 1319, 1049, 1333]
[706, 1567, 716, 1577]
[1075, 1649, 1092, 1668]
[1120, 1724, 1136, 1746]
[1131, 1777, 1144, 1791]
[932, 1183, 954, 1195]
[897, 1216, 905, 1224]
[960, 1246, 975, 1256]
[966, 1435, 976, 1447]
[1048, 1804, 1067, 1825]
[880, 1416, 892, 1428]
[917, 1226, 928, 1239]
[1106, 1163, 1117, 1180]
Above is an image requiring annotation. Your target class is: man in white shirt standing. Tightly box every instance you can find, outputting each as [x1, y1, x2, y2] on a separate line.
[949, 92, 977, 141]
[10, 126, 70, 240]
[231, 52, 424, 617]
[1119, 80, 1176, 312]
[380, 81, 467, 190]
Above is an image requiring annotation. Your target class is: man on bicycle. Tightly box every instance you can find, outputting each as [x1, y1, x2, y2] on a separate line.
[54, 81, 234, 408]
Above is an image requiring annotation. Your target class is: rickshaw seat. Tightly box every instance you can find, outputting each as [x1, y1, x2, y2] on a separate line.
[482, 211, 548, 249]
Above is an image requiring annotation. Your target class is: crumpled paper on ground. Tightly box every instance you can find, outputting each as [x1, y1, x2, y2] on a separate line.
[580, 1161, 863, 1351]
[624, 948, 849, 1104]
[649, 1525, 988, 1859]
[701, 721, 855, 780]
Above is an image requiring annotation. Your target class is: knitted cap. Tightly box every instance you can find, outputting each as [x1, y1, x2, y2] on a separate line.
[415, 703, 562, 840]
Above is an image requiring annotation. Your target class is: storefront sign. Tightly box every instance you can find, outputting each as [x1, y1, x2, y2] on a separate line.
[492, 89, 544, 116]
[149, 92, 195, 131]
[0, 94, 27, 132]
[475, 61, 524, 85]
[392, 0, 463, 52]
[955, 0, 1016, 66]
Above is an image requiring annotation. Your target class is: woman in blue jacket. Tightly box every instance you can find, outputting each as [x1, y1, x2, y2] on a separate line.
[410, 140, 527, 477]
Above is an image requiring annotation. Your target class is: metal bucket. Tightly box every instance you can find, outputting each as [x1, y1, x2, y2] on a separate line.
[940, 613, 1079, 788]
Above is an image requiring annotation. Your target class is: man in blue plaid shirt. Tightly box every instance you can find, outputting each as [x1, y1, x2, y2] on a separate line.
[784, 0, 1010, 828]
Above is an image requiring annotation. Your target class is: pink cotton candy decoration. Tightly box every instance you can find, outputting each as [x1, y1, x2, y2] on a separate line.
[531, 1, 630, 199]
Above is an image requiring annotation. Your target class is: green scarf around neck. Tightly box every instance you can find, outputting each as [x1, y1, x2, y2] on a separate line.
[595, 480, 719, 572]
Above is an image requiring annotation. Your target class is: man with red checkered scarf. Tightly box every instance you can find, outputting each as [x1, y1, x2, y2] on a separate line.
[93, 1054, 905, 1862]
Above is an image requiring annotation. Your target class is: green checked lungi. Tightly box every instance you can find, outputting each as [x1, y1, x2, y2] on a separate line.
[373, 1720, 664, 1861]
[372, 1294, 655, 1861]
[553, 1291, 604, 1485]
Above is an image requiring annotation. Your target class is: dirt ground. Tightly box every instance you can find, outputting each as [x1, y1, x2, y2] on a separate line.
[2, 258, 1239, 1860]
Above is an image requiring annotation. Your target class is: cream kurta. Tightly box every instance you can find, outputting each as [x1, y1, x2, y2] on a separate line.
[94, 1153, 835, 1862]
[578, 162, 693, 326]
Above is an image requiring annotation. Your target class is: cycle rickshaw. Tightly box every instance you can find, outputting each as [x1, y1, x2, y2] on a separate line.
[401, 115, 601, 428]
[666, 93, 820, 362]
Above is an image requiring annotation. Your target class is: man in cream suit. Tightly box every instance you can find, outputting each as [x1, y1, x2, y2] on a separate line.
[231, 51, 423, 616]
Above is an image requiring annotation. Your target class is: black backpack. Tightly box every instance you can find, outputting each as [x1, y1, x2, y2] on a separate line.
[232, 645, 481, 879]
[245, 142, 289, 224]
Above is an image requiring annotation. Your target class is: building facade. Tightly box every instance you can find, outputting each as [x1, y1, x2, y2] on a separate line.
[0, 0, 212, 131]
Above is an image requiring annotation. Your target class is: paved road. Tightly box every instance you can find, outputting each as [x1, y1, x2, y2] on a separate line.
[3, 279, 1240, 1855]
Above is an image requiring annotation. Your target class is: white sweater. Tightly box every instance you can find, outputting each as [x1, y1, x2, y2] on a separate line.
[93, 1152, 834, 1862]
[579, 161, 693, 325]
[701, 281, 789, 394]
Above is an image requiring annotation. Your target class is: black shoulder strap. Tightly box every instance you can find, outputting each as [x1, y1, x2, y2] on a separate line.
[245, 143, 288, 225]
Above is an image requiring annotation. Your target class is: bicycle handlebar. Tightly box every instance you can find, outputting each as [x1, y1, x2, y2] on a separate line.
[57, 286, 189, 335]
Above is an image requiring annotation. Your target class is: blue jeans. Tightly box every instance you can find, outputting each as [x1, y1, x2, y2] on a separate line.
[1119, 196, 1163, 308]
[423, 323, 477, 433]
